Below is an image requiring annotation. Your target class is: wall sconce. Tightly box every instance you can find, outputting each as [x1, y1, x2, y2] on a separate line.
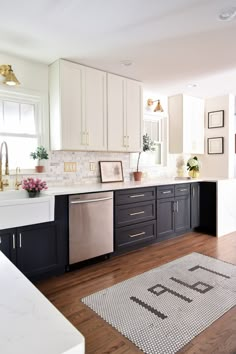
[147, 98, 164, 112]
[0, 65, 20, 86]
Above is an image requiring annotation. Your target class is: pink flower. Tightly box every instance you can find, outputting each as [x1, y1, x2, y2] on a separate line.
[22, 177, 48, 193]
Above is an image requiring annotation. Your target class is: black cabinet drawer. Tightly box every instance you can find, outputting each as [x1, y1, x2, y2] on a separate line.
[115, 187, 156, 205]
[175, 184, 190, 196]
[115, 200, 155, 227]
[157, 185, 174, 199]
[115, 220, 156, 250]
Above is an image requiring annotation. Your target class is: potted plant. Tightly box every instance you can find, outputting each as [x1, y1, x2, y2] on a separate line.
[186, 156, 200, 178]
[133, 134, 156, 181]
[30, 146, 49, 173]
[22, 177, 48, 198]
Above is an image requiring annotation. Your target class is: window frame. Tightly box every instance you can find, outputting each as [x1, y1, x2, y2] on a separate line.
[0, 88, 48, 174]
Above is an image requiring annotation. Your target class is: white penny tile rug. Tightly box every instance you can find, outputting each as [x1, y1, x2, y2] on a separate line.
[81, 253, 236, 354]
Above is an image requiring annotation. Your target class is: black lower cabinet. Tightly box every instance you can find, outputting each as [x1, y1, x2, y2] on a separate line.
[0, 195, 68, 281]
[199, 182, 216, 235]
[191, 183, 200, 229]
[115, 220, 156, 253]
[17, 223, 64, 279]
[175, 195, 190, 233]
[156, 198, 175, 239]
[0, 229, 16, 263]
[157, 184, 190, 241]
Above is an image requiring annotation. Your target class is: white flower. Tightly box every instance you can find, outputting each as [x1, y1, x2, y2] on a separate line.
[188, 158, 198, 167]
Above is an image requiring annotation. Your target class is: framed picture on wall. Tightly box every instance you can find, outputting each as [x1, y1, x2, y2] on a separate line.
[99, 161, 124, 183]
[208, 110, 224, 128]
[207, 137, 224, 154]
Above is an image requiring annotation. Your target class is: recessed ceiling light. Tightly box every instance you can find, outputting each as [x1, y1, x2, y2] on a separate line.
[120, 60, 133, 67]
[218, 7, 236, 21]
[187, 83, 197, 88]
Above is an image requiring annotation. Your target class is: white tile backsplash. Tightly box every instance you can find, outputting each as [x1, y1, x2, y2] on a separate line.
[8, 150, 183, 187]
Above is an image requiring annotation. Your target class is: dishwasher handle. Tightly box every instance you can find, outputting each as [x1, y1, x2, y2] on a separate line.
[70, 196, 113, 205]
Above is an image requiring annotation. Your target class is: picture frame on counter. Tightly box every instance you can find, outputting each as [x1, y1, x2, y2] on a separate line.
[207, 137, 224, 154]
[99, 161, 124, 183]
[208, 110, 224, 129]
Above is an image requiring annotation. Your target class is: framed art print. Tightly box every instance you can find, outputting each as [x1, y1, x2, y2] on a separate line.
[207, 137, 224, 154]
[208, 110, 224, 129]
[99, 161, 124, 183]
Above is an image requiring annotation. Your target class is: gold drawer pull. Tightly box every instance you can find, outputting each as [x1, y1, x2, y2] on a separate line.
[129, 194, 145, 198]
[162, 190, 172, 194]
[129, 211, 145, 216]
[129, 232, 146, 238]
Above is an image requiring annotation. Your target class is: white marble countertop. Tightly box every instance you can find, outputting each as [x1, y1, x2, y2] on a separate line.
[43, 177, 229, 196]
[0, 251, 85, 354]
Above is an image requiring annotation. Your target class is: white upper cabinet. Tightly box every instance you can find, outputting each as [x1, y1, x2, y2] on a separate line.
[84, 67, 107, 151]
[168, 94, 204, 154]
[49, 59, 107, 151]
[107, 73, 142, 152]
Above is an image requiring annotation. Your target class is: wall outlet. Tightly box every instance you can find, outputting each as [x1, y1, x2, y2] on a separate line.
[64, 162, 77, 172]
[89, 162, 95, 171]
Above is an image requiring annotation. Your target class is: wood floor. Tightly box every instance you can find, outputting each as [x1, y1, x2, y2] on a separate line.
[37, 232, 236, 354]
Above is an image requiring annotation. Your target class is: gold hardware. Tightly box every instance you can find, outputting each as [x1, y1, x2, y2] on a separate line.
[0, 65, 20, 86]
[147, 98, 164, 112]
[15, 167, 21, 190]
[0, 141, 9, 191]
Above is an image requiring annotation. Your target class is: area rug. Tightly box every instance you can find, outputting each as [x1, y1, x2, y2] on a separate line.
[81, 253, 236, 354]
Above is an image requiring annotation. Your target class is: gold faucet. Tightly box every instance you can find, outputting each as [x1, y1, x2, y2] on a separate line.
[0, 141, 9, 191]
[15, 167, 21, 190]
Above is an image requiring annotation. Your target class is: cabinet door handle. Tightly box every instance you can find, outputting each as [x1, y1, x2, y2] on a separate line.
[12, 234, 16, 249]
[176, 201, 179, 212]
[0, 236, 1, 244]
[129, 194, 145, 198]
[123, 136, 126, 148]
[129, 231, 146, 238]
[192, 187, 195, 198]
[19, 233, 22, 248]
[162, 190, 172, 194]
[129, 211, 145, 216]
[127, 135, 129, 147]
[179, 188, 188, 192]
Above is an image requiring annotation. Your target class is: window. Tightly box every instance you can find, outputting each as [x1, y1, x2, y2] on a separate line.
[0, 92, 42, 171]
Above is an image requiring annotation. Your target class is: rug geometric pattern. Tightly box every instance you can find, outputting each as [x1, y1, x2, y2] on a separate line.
[82, 253, 236, 354]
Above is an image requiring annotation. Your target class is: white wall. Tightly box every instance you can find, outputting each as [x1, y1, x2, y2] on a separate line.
[199, 94, 235, 178]
[0, 53, 48, 92]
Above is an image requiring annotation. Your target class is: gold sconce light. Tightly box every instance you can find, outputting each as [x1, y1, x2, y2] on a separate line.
[0, 65, 20, 86]
[147, 98, 164, 112]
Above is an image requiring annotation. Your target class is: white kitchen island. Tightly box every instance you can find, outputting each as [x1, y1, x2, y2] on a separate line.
[0, 251, 85, 354]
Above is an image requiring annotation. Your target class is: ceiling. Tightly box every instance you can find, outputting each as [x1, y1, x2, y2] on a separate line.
[1, 0, 236, 97]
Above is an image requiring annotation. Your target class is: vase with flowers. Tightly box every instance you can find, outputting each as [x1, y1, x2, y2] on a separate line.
[133, 134, 156, 181]
[186, 156, 200, 178]
[22, 177, 48, 198]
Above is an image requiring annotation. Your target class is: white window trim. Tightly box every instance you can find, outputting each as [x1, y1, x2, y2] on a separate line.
[0, 87, 49, 174]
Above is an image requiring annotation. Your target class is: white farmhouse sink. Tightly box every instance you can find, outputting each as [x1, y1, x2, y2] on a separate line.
[0, 190, 55, 230]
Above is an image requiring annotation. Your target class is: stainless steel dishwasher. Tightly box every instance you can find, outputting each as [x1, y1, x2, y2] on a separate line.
[69, 192, 113, 264]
